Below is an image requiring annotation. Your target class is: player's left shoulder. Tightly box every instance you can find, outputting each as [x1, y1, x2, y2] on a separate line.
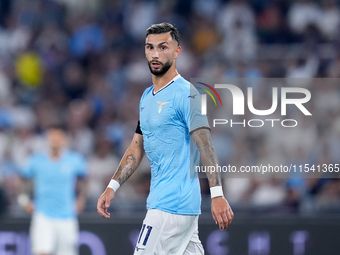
[174, 76, 190, 89]
[174, 77, 201, 102]
[64, 150, 86, 163]
[172, 77, 190, 98]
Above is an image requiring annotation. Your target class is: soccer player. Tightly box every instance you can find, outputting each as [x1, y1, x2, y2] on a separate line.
[19, 125, 87, 255]
[97, 22, 233, 254]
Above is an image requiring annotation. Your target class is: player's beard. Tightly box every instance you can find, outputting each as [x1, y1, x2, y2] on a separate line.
[148, 59, 173, 76]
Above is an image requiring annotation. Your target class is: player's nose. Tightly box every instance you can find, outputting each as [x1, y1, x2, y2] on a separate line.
[151, 49, 160, 58]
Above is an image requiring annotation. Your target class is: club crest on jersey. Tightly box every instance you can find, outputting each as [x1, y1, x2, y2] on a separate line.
[157, 101, 169, 114]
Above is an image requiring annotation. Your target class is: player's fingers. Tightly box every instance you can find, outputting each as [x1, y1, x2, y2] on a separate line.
[225, 208, 234, 229]
[215, 213, 225, 230]
[221, 212, 229, 230]
[221, 209, 231, 230]
[212, 207, 227, 230]
[97, 206, 110, 218]
[212, 211, 218, 225]
[97, 198, 110, 218]
[104, 195, 111, 209]
[228, 207, 234, 223]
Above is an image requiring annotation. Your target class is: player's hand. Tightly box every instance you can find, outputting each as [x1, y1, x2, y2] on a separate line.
[75, 196, 86, 214]
[17, 194, 34, 214]
[97, 188, 115, 219]
[24, 203, 34, 214]
[211, 197, 234, 230]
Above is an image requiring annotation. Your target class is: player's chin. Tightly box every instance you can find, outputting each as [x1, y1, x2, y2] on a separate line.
[151, 66, 162, 72]
[151, 69, 165, 76]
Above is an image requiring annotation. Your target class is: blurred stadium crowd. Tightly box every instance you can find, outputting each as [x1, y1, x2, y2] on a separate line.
[0, 0, 339, 217]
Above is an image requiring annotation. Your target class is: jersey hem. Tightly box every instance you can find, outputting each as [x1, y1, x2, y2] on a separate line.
[37, 209, 77, 219]
[147, 206, 201, 216]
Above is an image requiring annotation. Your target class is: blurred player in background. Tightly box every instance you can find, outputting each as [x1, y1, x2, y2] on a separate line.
[18, 125, 87, 255]
[97, 22, 233, 254]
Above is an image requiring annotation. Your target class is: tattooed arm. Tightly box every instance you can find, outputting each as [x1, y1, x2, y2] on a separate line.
[97, 133, 145, 218]
[112, 133, 145, 185]
[191, 128, 234, 230]
[191, 128, 221, 187]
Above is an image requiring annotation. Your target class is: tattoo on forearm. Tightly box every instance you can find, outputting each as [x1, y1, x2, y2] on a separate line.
[191, 129, 222, 187]
[113, 154, 137, 185]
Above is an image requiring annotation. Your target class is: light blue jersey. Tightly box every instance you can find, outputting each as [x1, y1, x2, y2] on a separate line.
[139, 75, 209, 215]
[22, 150, 87, 219]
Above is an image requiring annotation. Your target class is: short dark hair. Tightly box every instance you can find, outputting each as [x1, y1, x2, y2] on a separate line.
[146, 22, 180, 44]
[46, 124, 67, 133]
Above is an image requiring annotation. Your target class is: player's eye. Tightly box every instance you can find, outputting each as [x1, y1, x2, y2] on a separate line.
[160, 46, 167, 50]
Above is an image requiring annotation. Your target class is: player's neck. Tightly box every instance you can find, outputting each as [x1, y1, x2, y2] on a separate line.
[50, 148, 62, 160]
[152, 67, 178, 93]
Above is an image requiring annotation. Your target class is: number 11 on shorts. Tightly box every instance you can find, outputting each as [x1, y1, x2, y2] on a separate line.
[136, 224, 153, 251]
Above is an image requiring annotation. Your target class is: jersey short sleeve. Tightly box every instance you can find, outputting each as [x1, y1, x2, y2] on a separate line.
[21, 155, 37, 178]
[177, 83, 210, 134]
[74, 153, 87, 177]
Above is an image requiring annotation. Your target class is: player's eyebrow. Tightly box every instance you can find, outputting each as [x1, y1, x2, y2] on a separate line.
[145, 41, 170, 47]
[158, 41, 169, 46]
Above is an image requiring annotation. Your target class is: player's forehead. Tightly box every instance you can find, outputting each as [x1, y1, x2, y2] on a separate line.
[47, 129, 65, 137]
[145, 32, 174, 45]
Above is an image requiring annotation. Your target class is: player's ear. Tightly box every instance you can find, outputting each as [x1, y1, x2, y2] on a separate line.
[174, 45, 181, 59]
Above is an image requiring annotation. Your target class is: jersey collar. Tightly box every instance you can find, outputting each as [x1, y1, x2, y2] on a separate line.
[152, 74, 181, 95]
[46, 149, 68, 161]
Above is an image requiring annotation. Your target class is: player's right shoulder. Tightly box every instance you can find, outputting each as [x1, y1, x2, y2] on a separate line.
[64, 150, 85, 162]
[142, 86, 153, 96]
[30, 152, 45, 160]
[140, 85, 153, 103]
[24, 152, 45, 169]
